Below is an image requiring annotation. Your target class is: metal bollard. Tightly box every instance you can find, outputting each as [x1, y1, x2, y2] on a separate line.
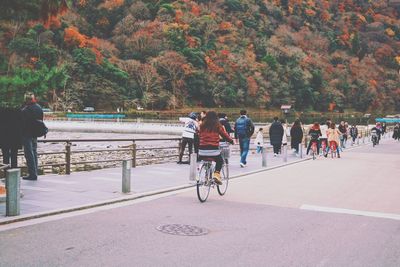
[122, 160, 131, 194]
[283, 145, 288, 162]
[262, 146, 267, 167]
[189, 153, 197, 181]
[299, 143, 303, 159]
[6, 169, 21, 216]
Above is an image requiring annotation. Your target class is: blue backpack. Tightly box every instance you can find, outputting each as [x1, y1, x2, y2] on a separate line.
[236, 117, 249, 137]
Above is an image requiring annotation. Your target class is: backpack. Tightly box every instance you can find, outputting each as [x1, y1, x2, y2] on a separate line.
[236, 117, 248, 136]
[31, 119, 48, 138]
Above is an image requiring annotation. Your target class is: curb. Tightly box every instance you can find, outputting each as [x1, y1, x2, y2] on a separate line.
[0, 140, 382, 226]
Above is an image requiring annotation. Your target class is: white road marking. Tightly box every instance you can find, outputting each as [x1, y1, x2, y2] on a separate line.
[300, 205, 400, 221]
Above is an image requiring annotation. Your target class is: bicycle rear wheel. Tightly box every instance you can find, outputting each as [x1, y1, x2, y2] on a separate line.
[217, 162, 229, 196]
[197, 164, 211, 202]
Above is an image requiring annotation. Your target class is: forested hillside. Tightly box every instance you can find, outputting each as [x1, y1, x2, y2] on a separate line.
[0, 0, 399, 112]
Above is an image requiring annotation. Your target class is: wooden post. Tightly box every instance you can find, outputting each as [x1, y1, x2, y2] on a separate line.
[65, 142, 71, 175]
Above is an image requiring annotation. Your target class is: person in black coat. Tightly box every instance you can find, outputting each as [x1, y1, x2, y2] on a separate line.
[0, 107, 23, 168]
[21, 92, 43, 180]
[269, 117, 284, 156]
[290, 119, 303, 155]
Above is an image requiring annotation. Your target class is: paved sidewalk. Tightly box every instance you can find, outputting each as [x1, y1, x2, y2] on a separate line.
[0, 147, 307, 222]
[0, 136, 381, 223]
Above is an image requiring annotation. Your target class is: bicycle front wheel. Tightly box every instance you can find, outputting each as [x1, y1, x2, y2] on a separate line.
[197, 164, 211, 202]
[217, 162, 229, 196]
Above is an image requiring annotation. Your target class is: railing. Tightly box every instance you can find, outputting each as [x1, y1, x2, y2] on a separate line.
[0, 126, 393, 176]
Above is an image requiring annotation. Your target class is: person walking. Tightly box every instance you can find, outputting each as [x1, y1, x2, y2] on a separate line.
[21, 92, 44, 180]
[198, 111, 234, 185]
[254, 128, 264, 153]
[234, 110, 255, 167]
[349, 124, 358, 145]
[393, 123, 400, 140]
[290, 119, 303, 156]
[177, 112, 199, 164]
[338, 121, 347, 149]
[269, 117, 284, 157]
[381, 122, 387, 136]
[218, 113, 234, 135]
[0, 107, 23, 168]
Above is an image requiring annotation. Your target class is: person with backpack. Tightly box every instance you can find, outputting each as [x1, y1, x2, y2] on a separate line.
[269, 117, 284, 157]
[234, 110, 255, 167]
[21, 92, 44, 180]
[177, 112, 199, 164]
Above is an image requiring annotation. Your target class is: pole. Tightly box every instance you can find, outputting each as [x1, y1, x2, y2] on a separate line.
[189, 153, 197, 181]
[262, 146, 267, 167]
[6, 168, 20, 216]
[283, 145, 288, 163]
[299, 142, 303, 159]
[122, 160, 131, 194]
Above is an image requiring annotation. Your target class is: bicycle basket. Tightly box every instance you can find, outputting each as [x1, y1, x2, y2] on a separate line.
[219, 142, 231, 159]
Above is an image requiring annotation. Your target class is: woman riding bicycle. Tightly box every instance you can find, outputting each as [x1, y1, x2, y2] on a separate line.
[199, 111, 234, 185]
[325, 122, 341, 158]
[306, 122, 322, 156]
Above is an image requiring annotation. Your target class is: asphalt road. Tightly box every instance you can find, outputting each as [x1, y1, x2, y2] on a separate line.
[0, 139, 399, 267]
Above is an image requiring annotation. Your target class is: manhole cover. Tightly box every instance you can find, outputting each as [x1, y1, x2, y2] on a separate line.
[156, 224, 209, 236]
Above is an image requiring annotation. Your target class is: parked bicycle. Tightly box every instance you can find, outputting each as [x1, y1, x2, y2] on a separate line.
[196, 142, 230, 203]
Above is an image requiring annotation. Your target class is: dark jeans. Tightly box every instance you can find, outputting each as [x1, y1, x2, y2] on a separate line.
[1, 147, 18, 168]
[239, 137, 250, 164]
[23, 137, 38, 179]
[199, 155, 223, 172]
[179, 137, 194, 162]
[272, 143, 281, 154]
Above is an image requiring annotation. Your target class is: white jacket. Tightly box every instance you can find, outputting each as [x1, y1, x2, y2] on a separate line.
[282, 125, 288, 144]
[254, 131, 264, 146]
[319, 125, 328, 139]
[179, 117, 198, 139]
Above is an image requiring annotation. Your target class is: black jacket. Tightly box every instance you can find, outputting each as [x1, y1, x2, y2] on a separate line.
[0, 107, 23, 149]
[21, 103, 43, 137]
[219, 118, 234, 134]
[269, 121, 284, 145]
[290, 125, 303, 147]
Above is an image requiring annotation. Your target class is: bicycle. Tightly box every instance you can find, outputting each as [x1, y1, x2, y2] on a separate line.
[320, 139, 327, 157]
[196, 143, 230, 203]
[310, 140, 318, 160]
[329, 141, 337, 158]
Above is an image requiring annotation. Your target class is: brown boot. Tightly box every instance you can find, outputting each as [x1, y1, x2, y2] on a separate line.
[213, 172, 222, 185]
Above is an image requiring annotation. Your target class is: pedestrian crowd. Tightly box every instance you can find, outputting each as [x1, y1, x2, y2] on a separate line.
[178, 110, 398, 176]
